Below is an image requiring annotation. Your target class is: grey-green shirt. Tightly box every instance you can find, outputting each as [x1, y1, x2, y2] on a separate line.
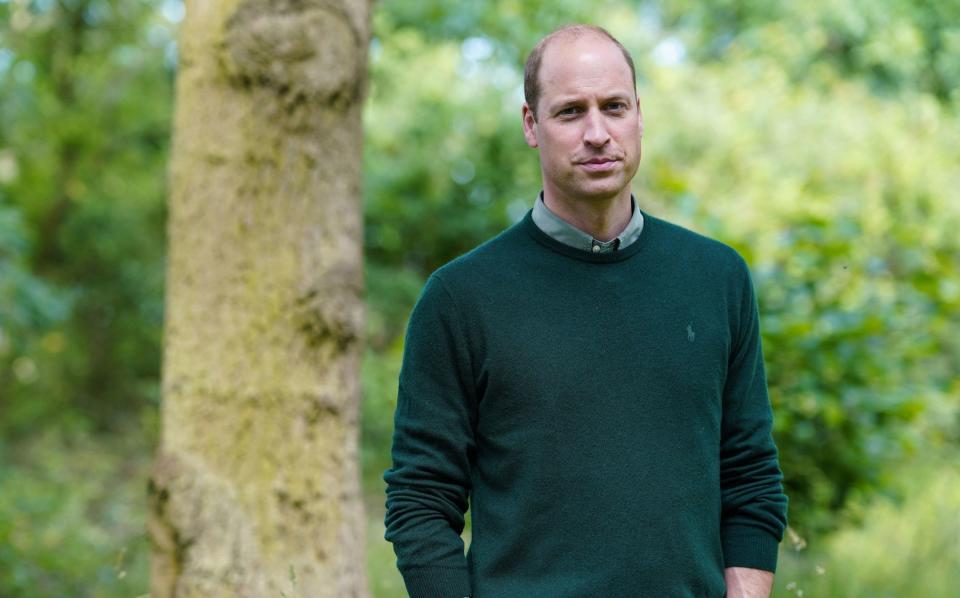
[531, 192, 644, 253]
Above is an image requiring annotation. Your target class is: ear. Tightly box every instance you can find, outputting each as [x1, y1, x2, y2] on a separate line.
[636, 97, 644, 138]
[521, 103, 539, 148]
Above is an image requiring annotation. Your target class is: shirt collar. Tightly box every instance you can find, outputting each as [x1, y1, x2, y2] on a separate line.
[531, 192, 644, 254]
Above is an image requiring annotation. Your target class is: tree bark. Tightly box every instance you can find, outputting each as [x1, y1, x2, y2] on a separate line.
[149, 1, 370, 596]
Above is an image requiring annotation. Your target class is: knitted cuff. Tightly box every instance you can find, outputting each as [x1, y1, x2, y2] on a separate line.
[721, 524, 782, 572]
[400, 565, 472, 598]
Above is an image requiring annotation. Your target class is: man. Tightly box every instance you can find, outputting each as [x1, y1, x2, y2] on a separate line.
[384, 24, 787, 598]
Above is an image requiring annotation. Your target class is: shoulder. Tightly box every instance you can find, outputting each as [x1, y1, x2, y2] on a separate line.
[430, 217, 530, 289]
[407, 219, 529, 334]
[645, 211, 751, 279]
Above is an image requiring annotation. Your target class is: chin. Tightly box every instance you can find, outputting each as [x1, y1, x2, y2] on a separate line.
[573, 182, 627, 201]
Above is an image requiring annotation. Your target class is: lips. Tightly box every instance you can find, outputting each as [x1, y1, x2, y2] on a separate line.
[577, 157, 621, 172]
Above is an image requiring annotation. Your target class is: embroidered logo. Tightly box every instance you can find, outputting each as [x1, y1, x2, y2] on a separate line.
[686, 323, 696, 342]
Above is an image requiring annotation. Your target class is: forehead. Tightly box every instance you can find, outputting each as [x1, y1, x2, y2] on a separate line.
[538, 34, 634, 100]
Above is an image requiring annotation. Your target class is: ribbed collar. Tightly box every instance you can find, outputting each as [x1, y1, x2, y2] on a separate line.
[522, 208, 652, 264]
[531, 192, 644, 254]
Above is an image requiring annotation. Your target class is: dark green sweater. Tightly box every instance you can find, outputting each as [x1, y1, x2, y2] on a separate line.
[384, 210, 788, 598]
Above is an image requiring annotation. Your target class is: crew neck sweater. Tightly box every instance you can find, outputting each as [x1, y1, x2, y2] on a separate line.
[384, 209, 788, 598]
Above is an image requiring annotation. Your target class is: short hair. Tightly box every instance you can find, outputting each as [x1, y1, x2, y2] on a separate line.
[523, 25, 637, 120]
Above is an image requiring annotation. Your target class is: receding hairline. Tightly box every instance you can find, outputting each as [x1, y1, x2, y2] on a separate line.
[539, 25, 622, 54]
[524, 25, 637, 118]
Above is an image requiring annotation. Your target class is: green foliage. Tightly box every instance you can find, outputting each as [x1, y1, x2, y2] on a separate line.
[0, 0, 173, 432]
[364, 21, 536, 278]
[0, 2, 172, 594]
[0, 422, 153, 597]
[657, 0, 960, 103]
[376, 0, 626, 66]
[774, 454, 960, 597]
[361, 344, 404, 494]
[366, 505, 406, 598]
[0, 202, 72, 358]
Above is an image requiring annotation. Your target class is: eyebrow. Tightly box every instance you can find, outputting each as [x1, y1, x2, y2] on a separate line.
[548, 93, 633, 112]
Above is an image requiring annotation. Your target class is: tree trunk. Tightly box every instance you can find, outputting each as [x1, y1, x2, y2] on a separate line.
[148, 1, 370, 596]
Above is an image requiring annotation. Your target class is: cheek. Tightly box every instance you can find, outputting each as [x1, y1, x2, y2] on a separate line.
[542, 132, 579, 158]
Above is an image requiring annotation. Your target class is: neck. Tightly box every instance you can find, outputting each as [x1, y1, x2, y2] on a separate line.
[541, 187, 633, 242]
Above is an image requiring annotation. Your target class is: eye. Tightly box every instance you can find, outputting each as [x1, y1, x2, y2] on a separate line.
[606, 101, 627, 112]
[557, 106, 582, 117]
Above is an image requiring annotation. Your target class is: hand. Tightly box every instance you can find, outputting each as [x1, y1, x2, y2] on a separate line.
[724, 566, 773, 598]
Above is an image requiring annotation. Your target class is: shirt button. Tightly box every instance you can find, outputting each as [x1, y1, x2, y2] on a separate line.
[592, 245, 601, 253]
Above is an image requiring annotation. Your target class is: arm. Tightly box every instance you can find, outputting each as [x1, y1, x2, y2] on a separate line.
[383, 275, 476, 598]
[719, 261, 788, 575]
[725, 566, 774, 598]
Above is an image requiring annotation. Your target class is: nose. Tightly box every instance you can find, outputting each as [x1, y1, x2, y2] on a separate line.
[583, 109, 610, 148]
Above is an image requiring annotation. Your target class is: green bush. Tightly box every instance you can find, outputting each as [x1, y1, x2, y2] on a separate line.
[774, 453, 960, 597]
[0, 423, 153, 597]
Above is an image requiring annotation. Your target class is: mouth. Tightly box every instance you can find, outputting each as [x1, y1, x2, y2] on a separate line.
[577, 157, 621, 172]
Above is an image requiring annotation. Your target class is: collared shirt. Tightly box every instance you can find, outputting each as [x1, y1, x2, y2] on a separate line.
[531, 192, 644, 253]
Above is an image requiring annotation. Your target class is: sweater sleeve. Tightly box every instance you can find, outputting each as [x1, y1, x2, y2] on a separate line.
[719, 262, 788, 572]
[383, 274, 476, 598]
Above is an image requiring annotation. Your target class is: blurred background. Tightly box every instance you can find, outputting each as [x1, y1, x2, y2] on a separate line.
[1, 0, 958, 595]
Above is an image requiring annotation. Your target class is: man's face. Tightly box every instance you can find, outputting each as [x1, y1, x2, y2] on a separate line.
[522, 35, 643, 205]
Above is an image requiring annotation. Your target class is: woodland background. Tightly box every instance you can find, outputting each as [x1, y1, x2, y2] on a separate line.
[1, 0, 958, 595]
